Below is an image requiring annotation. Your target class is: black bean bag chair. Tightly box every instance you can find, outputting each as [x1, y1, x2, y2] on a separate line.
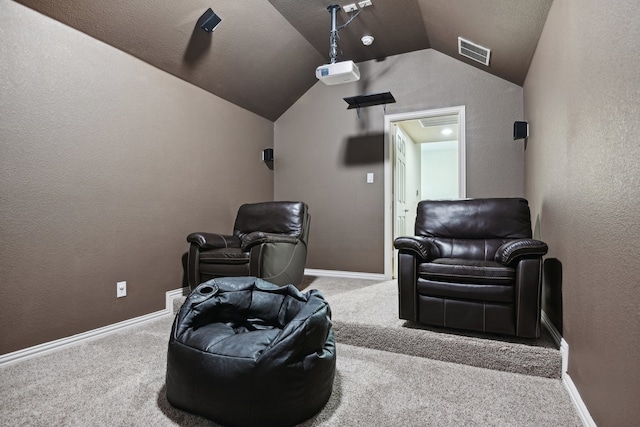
[166, 276, 336, 427]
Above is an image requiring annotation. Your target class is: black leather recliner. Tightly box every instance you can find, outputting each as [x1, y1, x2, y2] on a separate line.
[394, 198, 548, 338]
[187, 201, 310, 290]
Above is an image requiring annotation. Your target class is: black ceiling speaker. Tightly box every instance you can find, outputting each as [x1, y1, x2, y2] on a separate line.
[199, 8, 222, 33]
[514, 121, 529, 140]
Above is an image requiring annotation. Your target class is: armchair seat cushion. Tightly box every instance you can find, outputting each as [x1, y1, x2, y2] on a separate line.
[418, 258, 515, 284]
[198, 247, 250, 264]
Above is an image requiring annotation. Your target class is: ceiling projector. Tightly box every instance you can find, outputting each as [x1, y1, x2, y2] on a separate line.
[316, 60, 360, 85]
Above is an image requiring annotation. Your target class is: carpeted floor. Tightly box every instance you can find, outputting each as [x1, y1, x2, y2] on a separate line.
[0, 276, 582, 426]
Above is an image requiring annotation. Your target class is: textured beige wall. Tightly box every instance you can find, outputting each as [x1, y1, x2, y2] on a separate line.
[275, 49, 524, 273]
[524, 0, 640, 424]
[0, 1, 273, 354]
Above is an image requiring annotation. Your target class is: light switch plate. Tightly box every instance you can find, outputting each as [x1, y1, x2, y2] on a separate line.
[117, 281, 127, 298]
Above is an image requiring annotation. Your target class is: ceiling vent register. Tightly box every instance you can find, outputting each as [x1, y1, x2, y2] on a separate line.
[458, 37, 491, 66]
[418, 115, 459, 128]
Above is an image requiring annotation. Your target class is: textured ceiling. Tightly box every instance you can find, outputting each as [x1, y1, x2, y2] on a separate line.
[14, 0, 553, 121]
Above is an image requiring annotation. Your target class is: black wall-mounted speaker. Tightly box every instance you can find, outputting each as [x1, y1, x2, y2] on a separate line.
[262, 148, 274, 162]
[199, 8, 222, 33]
[514, 121, 529, 140]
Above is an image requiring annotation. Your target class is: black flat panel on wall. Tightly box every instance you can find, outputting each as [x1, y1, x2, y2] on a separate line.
[343, 92, 396, 110]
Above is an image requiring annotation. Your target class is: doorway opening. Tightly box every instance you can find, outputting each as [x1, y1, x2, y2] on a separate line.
[383, 106, 466, 278]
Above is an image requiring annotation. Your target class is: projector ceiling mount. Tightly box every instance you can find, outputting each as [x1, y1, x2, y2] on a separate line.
[327, 4, 365, 62]
[315, 5, 363, 85]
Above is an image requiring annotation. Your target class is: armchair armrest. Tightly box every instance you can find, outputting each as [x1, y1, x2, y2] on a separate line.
[241, 232, 300, 251]
[495, 239, 548, 265]
[393, 236, 440, 261]
[187, 232, 241, 249]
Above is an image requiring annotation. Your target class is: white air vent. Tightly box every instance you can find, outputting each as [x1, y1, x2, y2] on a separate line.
[458, 37, 491, 66]
[418, 114, 458, 128]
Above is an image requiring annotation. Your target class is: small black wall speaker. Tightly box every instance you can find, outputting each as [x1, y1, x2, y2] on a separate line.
[262, 148, 274, 162]
[199, 8, 222, 33]
[514, 121, 529, 140]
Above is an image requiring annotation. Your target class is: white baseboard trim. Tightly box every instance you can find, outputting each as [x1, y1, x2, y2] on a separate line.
[0, 288, 185, 367]
[166, 287, 188, 311]
[541, 310, 562, 348]
[541, 311, 596, 427]
[541, 311, 569, 378]
[304, 268, 386, 281]
[564, 368, 597, 426]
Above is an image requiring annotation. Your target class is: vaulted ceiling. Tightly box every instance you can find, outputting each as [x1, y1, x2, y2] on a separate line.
[15, 0, 553, 121]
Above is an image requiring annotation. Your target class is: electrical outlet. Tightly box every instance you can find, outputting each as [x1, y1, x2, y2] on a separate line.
[358, 0, 372, 8]
[117, 281, 127, 298]
[343, 3, 358, 13]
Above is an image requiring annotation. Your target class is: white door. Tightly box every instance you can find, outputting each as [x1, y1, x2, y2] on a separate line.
[384, 106, 467, 279]
[392, 125, 409, 276]
[394, 125, 408, 240]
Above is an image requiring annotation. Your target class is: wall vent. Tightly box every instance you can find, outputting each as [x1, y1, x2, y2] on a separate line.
[458, 37, 491, 66]
[418, 114, 458, 128]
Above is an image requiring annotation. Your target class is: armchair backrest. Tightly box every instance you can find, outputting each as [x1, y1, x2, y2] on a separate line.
[233, 201, 309, 241]
[415, 198, 532, 260]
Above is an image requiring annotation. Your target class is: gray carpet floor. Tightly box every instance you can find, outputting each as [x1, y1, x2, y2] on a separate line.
[0, 276, 582, 426]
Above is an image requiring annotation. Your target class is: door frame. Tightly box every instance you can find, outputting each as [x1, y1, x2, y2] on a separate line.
[383, 105, 467, 279]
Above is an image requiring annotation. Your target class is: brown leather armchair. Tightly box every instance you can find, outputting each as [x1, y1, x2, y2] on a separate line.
[187, 201, 310, 290]
[394, 198, 548, 338]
